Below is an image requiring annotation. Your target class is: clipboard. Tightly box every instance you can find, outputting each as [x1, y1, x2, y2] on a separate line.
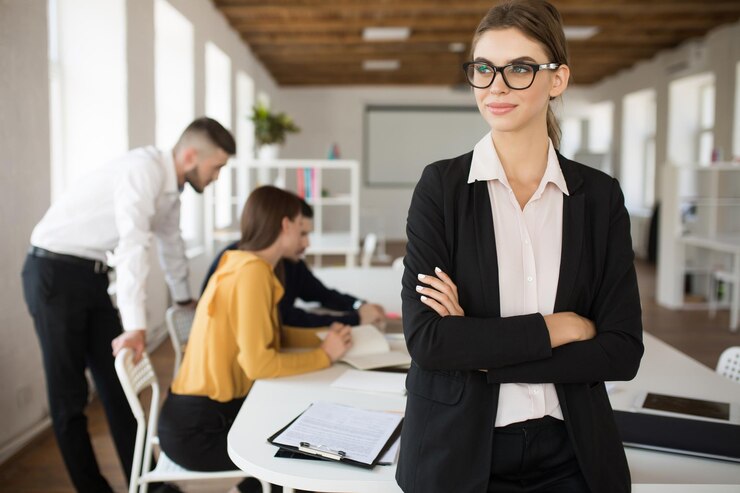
[267, 402, 403, 469]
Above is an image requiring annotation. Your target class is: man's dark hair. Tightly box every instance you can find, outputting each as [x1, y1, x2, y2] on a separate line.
[179, 117, 236, 155]
[300, 198, 314, 219]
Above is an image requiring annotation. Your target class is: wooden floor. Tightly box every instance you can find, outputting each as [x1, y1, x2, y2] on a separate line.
[1, 255, 737, 492]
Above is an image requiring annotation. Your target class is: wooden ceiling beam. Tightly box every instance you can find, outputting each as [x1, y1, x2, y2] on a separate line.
[242, 29, 705, 46]
[229, 14, 733, 34]
[216, 2, 740, 19]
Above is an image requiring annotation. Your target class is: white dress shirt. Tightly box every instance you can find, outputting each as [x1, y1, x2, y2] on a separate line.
[467, 133, 569, 427]
[31, 146, 191, 331]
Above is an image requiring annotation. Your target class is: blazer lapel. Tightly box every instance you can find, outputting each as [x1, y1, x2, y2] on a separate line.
[554, 157, 585, 312]
[472, 180, 501, 316]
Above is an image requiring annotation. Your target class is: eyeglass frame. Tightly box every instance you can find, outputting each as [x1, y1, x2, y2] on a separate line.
[462, 61, 562, 90]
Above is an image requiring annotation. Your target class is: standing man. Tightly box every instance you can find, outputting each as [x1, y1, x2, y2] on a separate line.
[21, 117, 235, 492]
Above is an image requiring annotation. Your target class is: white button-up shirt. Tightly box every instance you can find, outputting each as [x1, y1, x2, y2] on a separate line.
[467, 133, 568, 427]
[31, 146, 191, 331]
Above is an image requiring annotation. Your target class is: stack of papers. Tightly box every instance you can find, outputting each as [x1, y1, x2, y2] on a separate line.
[331, 369, 407, 395]
[269, 401, 403, 468]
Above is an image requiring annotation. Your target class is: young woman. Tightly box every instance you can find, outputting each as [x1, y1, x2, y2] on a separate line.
[396, 1, 643, 492]
[158, 185, 352, 493]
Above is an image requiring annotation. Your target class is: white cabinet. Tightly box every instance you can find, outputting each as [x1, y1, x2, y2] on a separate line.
[207, 158, 360, 266]
[656, 163, 740, 328]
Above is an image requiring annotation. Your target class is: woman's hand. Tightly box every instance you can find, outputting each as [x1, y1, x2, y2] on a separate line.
[321, 323, 353, 362]
[416, 267, 464, 317]
[544, 312, 596, 348]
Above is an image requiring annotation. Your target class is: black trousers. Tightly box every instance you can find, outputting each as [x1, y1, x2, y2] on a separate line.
[159, 392, 282, 493]
[488, 416, 590, 493]
[21, 253, 137, 492]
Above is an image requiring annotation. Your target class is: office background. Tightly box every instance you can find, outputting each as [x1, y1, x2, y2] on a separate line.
[1, 0, 739, 474]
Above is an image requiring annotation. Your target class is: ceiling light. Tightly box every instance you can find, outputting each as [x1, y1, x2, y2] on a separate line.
[362, 27, 411, 41]
[363, 60, 401, 71]
[563, 26, 599, 40]
[448, 42, 466, 53]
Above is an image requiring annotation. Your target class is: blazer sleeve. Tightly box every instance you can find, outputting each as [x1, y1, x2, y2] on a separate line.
[403, 163, 552, 371]
[485, 178, 644, 384]
[278, 261, 361, 327]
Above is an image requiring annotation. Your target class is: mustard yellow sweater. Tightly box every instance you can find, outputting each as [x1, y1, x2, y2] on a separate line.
[171, 251, 330, 402]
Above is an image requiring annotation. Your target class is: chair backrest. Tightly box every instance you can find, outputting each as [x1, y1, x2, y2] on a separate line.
[361, 233, 378, 268]
[165, 305, 196, 376]
[115, 349, 160, 493]
[716, 346, 740, 383]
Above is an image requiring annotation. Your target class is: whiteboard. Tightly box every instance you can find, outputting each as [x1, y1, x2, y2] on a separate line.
[364, 105, 489, 187]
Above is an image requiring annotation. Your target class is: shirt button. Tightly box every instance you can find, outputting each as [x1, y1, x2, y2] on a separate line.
[524, 239, 530, 245]
[533, 388, 539, 394]
[527, 276, 533, 282]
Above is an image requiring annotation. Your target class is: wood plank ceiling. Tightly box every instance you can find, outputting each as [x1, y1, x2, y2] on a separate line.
[213, 0, 740, 87]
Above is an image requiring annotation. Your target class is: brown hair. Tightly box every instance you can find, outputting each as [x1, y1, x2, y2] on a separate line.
[176, 117, 237, 156]
[238, 186, 303, 251]
[471, 0, 569, 148]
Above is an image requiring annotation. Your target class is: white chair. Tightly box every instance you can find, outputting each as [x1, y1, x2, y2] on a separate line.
[392, 256, 405, 271]
[716, 346, 740, 383]
[708, 269, 738, 331]
[115, 348, 266, 493]
[165, 305, 195, 376]
[361, 233, 378, 268]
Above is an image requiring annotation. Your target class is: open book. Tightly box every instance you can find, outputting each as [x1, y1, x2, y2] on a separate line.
[320, 324, 411, 370]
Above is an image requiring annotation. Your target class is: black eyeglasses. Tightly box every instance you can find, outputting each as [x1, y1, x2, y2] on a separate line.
[462, 61, 561, 90]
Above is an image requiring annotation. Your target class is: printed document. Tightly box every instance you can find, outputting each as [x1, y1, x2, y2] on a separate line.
[271, 401, 402, 466]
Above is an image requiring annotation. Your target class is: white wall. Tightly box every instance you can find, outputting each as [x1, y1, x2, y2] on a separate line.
[0, 0, 53, 463]
[279, 86, 593, 240]
[0, 0, 279, 463]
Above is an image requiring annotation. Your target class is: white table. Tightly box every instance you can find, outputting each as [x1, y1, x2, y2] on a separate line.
[228, 333, 740, 492]
[311, 266, 403, 315]
[679, 234, 740, 330]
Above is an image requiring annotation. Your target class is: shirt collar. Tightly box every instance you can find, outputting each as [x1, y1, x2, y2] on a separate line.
[160, 147, 179, 194]
[467, 132, 569, 197]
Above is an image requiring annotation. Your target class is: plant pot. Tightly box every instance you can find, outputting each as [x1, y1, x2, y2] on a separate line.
[258, 144, 280, 161]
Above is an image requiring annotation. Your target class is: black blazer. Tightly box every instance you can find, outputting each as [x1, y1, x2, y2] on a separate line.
[396, 151, 643, 493]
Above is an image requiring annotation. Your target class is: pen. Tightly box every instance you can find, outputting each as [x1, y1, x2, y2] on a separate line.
[298, 441, 347, 460]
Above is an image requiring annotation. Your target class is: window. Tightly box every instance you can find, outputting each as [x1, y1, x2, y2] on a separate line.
[668, 72, 715, 167]
[154, 0, 196, 244]
[621, 89, 657, 211]
[205, 42, 233, 230]
[735, 62, 740, 159]
[48, 0, 127, 200]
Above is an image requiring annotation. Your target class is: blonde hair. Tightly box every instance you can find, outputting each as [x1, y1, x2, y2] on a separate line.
[471, 0, 570, 148]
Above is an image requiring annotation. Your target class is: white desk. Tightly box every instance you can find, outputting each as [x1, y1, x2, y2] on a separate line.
[312, 266, 403, 315]
[679, 234, 740, 330]
[228, 333, 740, 492]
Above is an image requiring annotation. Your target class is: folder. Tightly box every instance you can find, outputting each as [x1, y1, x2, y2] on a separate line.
[267, 401, 403, 469]
[613, 409, 740, 462]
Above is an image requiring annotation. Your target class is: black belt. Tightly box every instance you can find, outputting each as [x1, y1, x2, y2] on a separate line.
[29, 246, 111, 273]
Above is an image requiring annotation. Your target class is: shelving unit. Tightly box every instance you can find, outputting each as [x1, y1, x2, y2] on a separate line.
[656, 162, 740, 329]
[207, 158, 360, 266]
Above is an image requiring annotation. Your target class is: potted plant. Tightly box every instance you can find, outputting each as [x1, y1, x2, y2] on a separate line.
[250, 101, 300, 160]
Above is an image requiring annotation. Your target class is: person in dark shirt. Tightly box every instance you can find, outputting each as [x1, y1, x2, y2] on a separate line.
[202, 200, 386, 328]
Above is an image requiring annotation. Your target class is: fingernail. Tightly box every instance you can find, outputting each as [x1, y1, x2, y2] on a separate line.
[417, 273, 425, 280]
[435, 266, 441, 273]
[415, 285, 423, 292]
[420, 295, 428, 301]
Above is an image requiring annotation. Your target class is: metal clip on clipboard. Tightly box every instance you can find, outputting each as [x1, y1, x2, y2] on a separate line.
[298, 441, 347, 461]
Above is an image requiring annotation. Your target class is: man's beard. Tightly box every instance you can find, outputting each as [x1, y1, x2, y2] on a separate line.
[184, 167, 204, 193]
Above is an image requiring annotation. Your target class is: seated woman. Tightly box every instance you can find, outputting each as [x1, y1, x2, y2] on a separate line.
[158, 185, 353, 493]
